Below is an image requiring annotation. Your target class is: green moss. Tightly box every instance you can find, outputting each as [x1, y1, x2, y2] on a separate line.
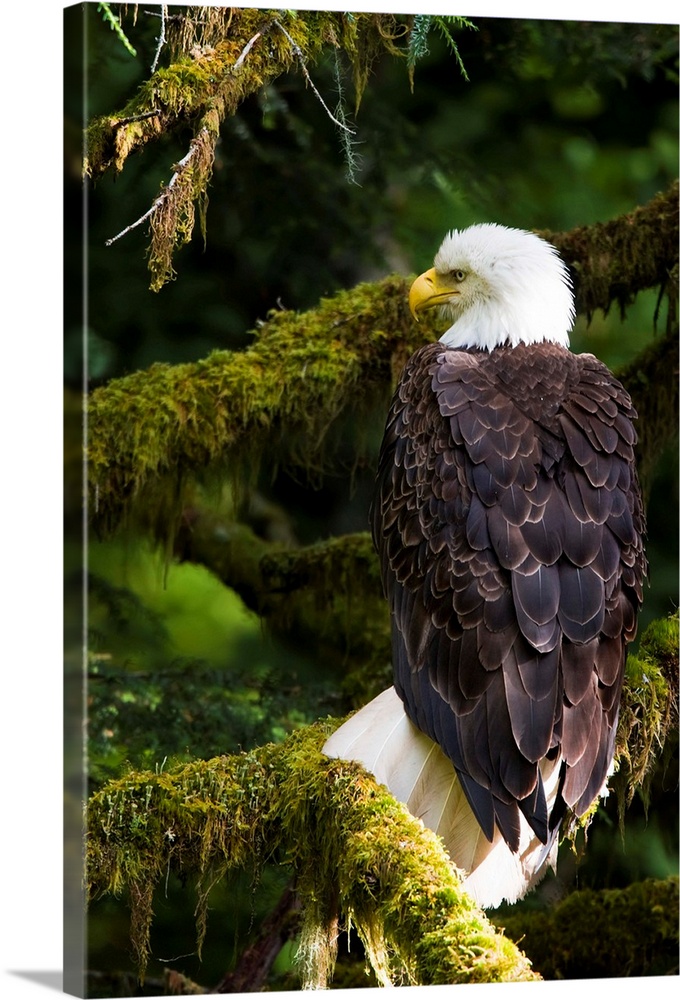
[87, 273, 428, 536]
[613, 611, 679, 816]
[85, 185, 678, 538]
[496, 877, 679, 979]
[84, 10, 423, 181]
[88, 722, 538, 987]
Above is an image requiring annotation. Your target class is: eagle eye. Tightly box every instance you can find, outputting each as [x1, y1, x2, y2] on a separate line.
[450, 269, 466, 282]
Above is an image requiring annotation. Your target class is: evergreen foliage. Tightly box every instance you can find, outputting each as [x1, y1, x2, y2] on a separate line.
[97, 1, 137, 57]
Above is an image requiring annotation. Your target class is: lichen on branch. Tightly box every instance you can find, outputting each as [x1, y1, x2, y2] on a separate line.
[87, 721, 539, 988]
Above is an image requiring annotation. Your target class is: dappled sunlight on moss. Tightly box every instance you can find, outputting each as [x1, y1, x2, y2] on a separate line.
[87, 722, 538, 987]
[86, 610, 677, 986]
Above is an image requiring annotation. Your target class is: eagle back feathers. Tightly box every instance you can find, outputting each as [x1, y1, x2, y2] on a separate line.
[371, 341, 646, 851]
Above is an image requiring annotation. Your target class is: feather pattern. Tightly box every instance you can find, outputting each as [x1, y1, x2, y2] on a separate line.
[324, 227, 646, 908]
[323, 687, 560, 907]
[370, 341, 645, 830]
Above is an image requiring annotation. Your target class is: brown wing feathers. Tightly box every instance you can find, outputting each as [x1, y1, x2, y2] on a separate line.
[372, 341, 646, 852]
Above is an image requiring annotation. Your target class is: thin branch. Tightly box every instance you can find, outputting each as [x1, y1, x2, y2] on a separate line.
[213, 884, 301, 993]
[273, 19, 355, 134]
[104, 205, 157, 248]
[105, 129, 207, 247]
[143, 7, 182, 18]
[149, 3, 167, 74]
[112, 109, 160, 128]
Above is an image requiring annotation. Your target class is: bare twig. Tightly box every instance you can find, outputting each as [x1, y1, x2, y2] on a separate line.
[105, 128, 208, 247]
[112, 109, 160, 128]
[273, 19, 355, 134]
[233, 26, 267, 73]
[150, 3, 168, 73]
[105, 203, 157, 247]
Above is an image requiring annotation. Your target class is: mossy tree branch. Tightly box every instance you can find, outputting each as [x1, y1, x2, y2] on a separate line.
[87, 183, 679, 535]
[86, 8, 426, 289]
[85, 9, 409, 181]
[86, 615, 677, 988]
[87, 270, 414, 535]
[176, 515, 391, 705]
[544, 180, 679, 322]
[87, 722, 539, 988]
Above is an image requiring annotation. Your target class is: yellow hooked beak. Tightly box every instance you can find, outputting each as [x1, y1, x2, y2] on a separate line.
[408, 267, 462, 321]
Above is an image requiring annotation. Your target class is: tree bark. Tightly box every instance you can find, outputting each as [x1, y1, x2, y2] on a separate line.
[212, 884, 301, 993]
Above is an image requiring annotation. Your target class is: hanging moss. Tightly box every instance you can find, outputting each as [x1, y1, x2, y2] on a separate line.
[84, 10, 470, 180]
[86, 184, 679, 539]
[544, 180, 679, 322]
[496, 877, 679, 979]
[85, 10, 337, 178]
[613, 612, 679, 816]
[86, 272, 422, 536]
[87, 721, 539, 987]
[146, 120, 219, 291]
[86, 9, 439, 290]
[84, 8, 471, 292]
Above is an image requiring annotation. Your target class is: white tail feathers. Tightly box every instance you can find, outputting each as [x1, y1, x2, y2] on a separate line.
[323, 687, 560, 908]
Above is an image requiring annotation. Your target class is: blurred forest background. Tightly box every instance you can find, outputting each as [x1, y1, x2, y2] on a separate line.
[65, 4, 678, 993]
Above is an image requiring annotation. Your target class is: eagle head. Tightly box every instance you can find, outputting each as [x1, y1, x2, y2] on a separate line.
[409, 223, 575, 352]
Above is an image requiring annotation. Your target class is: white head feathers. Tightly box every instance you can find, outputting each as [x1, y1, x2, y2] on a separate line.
[432, 223, 575, 351]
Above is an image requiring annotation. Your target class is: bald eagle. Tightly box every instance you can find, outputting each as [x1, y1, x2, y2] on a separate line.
[324, 224, 647, 908]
